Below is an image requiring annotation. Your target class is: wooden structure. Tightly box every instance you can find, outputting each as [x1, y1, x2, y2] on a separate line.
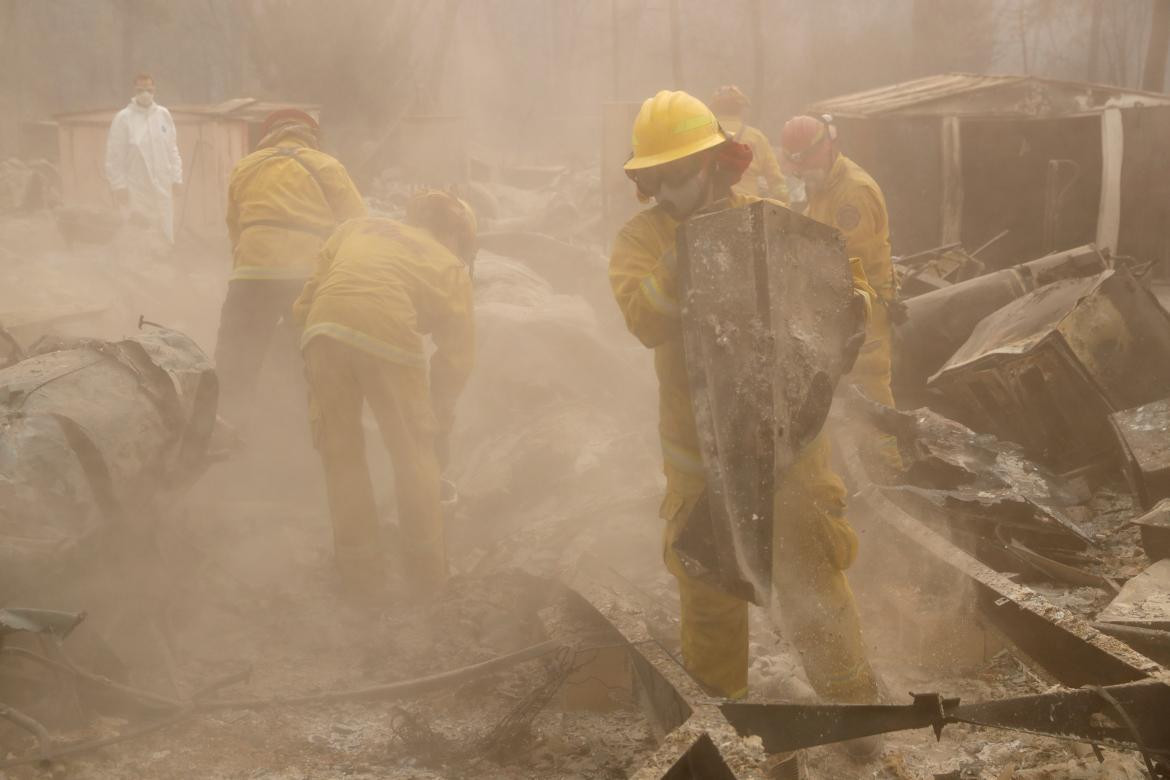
[809, 74, 1170, 272]
[55, 99, 319, 238]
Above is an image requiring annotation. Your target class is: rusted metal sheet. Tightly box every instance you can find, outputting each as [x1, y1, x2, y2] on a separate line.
[929, 269, 1170, 471]
[1112, 398, 1170, 510]
[675, 200, 856, 604]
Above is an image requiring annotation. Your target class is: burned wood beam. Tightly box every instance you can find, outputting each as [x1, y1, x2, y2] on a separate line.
[950, 679, 1170, 764]
[564, 582, 770, 779]
[566, 574, 1170, 774]
[720, 694, 954, 754]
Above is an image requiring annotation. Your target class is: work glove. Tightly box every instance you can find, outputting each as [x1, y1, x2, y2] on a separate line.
[841, 290, 870, 373]
[661, 246, 678, 277]
[887, 297, 910, 326]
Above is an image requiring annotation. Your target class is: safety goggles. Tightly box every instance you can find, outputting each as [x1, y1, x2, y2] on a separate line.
[627, 153, 708, 196]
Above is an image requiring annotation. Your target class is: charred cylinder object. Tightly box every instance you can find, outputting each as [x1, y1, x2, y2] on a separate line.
[0, 327, 218, 596]
[893, 244, 1108, 393]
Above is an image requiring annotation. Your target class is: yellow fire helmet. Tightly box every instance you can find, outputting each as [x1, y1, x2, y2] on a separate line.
[625, 90, 727, 172]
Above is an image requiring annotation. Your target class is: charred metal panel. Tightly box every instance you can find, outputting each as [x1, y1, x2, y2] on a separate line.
[854, 401, 1093, 551]
[1112, 398, 1170, 510]
[929, 270, 1170, 470]
[675, 201, 855, 604]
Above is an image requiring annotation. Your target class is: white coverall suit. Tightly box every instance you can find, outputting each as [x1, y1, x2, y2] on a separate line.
[105, 101, 183, 242]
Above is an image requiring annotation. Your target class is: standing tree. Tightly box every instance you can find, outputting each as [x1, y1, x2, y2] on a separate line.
[242, 0, 431, 162]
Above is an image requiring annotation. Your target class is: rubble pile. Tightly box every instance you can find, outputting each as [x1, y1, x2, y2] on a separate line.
[2, 138, 1170, 776]
[0, 158, 59, 214]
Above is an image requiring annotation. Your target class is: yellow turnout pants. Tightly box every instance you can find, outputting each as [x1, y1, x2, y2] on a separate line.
[303, 337, 447, 595]
[661, 434, 878, 702]
[848, 303, 902, 478]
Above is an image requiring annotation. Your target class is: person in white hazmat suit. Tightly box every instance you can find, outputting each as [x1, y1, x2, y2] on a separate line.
[105, 73, 183, 243]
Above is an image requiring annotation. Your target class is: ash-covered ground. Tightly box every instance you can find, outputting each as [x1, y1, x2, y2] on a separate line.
[0, 181, 1153, 778]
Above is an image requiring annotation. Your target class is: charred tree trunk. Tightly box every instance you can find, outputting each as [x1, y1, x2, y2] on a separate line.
[750, 0, 765, 124]
[610, 0, 620, 100]
[427, 0, 461, 110]
[1087, 0, 1103, 82]
[1142, 0, 1170, 92]
[668, 0, 681, 90]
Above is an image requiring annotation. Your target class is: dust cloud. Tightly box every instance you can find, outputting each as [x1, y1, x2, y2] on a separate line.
[0, 2, 1165, 779]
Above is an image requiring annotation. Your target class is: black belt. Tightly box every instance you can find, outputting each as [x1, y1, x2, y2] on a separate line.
[240, 219, 332, 239]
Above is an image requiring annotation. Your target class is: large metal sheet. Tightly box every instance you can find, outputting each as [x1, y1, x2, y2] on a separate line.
[675, 200, 856, 604]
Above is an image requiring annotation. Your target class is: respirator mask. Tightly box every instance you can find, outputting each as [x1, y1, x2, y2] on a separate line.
[653, 166, 710, 221]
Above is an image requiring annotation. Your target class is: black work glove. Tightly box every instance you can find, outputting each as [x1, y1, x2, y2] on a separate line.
[887, 297, 910, 326]
[661, 246, 678, 277]
[842, 291, 869, 373]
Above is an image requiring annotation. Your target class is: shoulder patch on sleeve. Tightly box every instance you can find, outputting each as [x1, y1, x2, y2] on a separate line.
[835, 204, 861, 232]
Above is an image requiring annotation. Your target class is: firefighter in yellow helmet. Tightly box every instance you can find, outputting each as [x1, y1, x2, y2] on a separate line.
[709, 85, 788, 203]
[215, 109, 366, 425]
[610, 91, 879, 712]
[293, 191, 476, 599]
[780, 114, 901, 477]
